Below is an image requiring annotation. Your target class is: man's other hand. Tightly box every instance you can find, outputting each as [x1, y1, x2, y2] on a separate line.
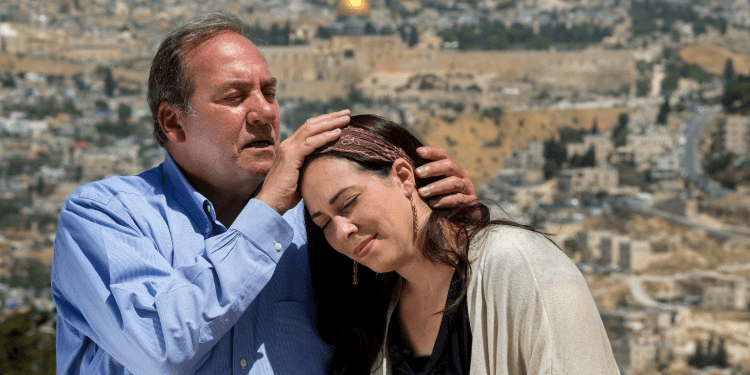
[414, 146, 478, 208]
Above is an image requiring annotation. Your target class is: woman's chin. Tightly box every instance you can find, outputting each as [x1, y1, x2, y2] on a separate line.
[363, 262, 393, 275]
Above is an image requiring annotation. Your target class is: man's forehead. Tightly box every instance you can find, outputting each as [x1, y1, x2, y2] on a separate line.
[184, 32, 271, 76]
[186, 32, 250, 56]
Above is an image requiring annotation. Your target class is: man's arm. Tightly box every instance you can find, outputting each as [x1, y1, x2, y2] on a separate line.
[52, 191, 290, 374]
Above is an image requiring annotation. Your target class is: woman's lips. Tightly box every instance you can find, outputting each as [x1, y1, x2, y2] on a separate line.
[353, 234, 376, 258]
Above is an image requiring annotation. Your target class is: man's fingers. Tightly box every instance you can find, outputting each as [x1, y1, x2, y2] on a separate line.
[295, 110, 350, 139]
[415, 145, 478, 208]
[277, 110, 350, 161]
[415, 158, 462, 179]
[304, 128, 342, 150]
[426, 194, 476, 209]
[418, 176, 469, 197]
[416, 145, 449, 161]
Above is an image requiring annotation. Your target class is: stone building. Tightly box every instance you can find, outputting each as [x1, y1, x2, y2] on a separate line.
[557, 167, 619, 199]
[566, 133, 614, 166]
[503, 140, 545, 170]
[602, 309, 676, 375]
[600, 234, 626, 269]
[576, 230, 611, 264]
[713, 115, 750, 158]
[619, 240, 652, 272]
[261, 32, 636, 105]
[702, 279, 749, 311]
[616, 126, 675, 170]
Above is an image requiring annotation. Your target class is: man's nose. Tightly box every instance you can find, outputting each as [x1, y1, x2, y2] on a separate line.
[245, 93, 278, 125]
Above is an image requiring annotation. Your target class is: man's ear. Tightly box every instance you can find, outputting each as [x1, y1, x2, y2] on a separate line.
[391, 158, 416, 197]
[157, 102, 186, 143]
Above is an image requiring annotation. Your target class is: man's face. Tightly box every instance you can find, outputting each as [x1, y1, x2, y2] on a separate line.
[174, 31, 280, 194]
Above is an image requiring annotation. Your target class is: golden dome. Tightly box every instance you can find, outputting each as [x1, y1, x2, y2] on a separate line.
[337, 0, 370, 16]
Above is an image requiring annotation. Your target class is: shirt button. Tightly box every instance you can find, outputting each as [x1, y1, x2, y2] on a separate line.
[274, 242, 282, 251]
[240, 358, 247, 368]
[205, 226, 211, 234]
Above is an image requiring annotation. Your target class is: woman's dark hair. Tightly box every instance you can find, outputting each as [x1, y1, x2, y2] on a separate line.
[300, 114, 534, 374]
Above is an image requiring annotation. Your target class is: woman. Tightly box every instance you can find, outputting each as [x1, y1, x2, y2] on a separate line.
[299, 115, 620, 375]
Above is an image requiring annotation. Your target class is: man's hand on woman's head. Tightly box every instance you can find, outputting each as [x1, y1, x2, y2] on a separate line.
[415, 146, 477, 208]
[255, 110, 350, 214]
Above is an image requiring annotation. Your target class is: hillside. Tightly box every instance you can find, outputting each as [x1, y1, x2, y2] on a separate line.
[411, 107, 630, 185]
[678, 44, 750, 76]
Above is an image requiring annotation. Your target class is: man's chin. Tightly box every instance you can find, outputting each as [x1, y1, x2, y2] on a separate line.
[239, 162, 273, 180]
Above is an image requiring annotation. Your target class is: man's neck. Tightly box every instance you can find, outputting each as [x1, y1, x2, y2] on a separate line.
[203, 182, 260, 227]
[214, 199, 248, 227]
[182, 172, 261, 227]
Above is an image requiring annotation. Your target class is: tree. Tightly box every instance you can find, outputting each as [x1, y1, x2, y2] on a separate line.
[543, 138, 567, 180]
[0, 311, 55, 374]
[722, 77, 750, 113]
[63, 98, 81, 116]
[579, 147, 596, 167]
[543, 159, 559, 180]
[527, 33, 550, 50]
[95, 100, 109, 113]
[656, 99, 670, 125]
[316, 25, 332, 39]
[636, 79, 650, 97]
[0, 73, 15, 88]
[117, 103, 132, 122]
[102, 67, 117, 97]
[714, 338, 729, 367]
[73, 73, 88, 92]
[544, 139, 568, 166]
[723, 58, 735, 82]
[706, 153, 733, 176]
[267, 23, 291, 45]
[688, 340, 707, 368]
[398, 25, 419, 47]
[612, 113, 629, 147]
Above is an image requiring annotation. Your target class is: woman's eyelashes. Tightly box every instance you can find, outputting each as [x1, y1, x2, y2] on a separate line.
[319, 194, 359, 231]
[341, 194, 358, 212]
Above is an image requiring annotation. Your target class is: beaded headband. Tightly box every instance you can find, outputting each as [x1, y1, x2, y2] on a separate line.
[317, 126, 414, 166]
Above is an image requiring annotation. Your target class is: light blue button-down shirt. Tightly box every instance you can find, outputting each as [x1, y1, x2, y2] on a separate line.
[52, 153, 331, 374]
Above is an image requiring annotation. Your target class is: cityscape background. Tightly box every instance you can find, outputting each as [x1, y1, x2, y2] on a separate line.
[1, 0, 750, 373]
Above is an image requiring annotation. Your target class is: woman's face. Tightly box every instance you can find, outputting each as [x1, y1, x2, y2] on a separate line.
[300, 156, 418, 274]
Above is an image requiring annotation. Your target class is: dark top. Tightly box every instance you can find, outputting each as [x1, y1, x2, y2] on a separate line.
[387, 271, 472, 374]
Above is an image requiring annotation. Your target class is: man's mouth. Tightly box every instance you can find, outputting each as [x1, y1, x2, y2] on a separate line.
[245, 140, 274, 149]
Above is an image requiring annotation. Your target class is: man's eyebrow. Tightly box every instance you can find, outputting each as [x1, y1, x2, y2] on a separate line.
[215, 77, 277, 92]
[262, 77, 277, 87]
[215, 80, 248, 92]
[309, 186, 353, 220]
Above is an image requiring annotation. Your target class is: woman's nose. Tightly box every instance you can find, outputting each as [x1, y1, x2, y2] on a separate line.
[332, 217, 357, 243]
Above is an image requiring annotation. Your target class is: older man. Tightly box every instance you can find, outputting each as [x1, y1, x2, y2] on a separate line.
[51, 10, 475, 375]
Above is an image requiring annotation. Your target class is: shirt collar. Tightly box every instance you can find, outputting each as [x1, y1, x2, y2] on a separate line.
[162, 152, 220, 234]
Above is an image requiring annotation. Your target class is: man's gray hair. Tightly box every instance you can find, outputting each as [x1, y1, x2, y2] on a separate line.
[147, 10, 245, 147]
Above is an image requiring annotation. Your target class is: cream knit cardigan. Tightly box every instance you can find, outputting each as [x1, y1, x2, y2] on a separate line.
[372, 225, 621, 375]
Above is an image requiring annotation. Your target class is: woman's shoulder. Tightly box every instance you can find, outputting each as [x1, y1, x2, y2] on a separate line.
[469, 225, 582, 283]
[470, 225, 557, 260]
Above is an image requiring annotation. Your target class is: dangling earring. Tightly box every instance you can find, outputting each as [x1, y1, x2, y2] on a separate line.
[352, 260, 358, 285]
[410, 196, 418, 239]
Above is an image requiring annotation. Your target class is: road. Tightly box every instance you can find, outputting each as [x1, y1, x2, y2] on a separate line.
[678, 104, 728, 197]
